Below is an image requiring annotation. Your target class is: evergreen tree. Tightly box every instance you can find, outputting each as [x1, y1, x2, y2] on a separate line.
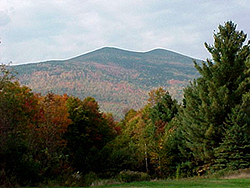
[180, 21, 250, 167]
[214, 91, 250, 170]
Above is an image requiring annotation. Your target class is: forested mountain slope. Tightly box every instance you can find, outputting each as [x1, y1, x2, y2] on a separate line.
[14, 47, 201, 118]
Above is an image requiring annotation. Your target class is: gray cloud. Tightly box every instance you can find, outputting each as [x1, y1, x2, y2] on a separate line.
[0, 0, 250, 64]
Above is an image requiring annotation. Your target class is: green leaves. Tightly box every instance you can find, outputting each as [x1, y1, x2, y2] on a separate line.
[65, 96, 117, 174]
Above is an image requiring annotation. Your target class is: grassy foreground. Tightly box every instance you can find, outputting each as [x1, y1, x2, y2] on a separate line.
[88, 178, 250, 188]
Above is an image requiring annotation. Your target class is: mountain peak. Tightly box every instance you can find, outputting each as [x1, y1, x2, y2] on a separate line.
[95, 47, 143, 55]
[14, 47, 201, 119]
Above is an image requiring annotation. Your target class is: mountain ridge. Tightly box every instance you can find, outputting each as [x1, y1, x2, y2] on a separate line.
[69, 47, 200, 62]
[14, 47, 202, 119]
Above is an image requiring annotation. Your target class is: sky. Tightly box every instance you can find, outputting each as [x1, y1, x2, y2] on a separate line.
[0, 0, 250, 65]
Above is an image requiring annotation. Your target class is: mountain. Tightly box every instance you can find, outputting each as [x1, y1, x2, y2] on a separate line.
[13, 47, 202, 119]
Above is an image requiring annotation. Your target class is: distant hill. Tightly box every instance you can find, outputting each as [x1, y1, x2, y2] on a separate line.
[14, 47, 202, 119]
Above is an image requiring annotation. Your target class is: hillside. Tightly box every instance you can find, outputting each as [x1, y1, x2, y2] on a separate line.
[14, 47, 201, 118]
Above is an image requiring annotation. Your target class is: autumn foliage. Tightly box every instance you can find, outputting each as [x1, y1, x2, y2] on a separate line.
[2, 21, 250, 187]
[0, 64, 119, 186]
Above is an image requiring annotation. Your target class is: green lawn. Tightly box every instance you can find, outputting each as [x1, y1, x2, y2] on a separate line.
[89, 178, 250, 188]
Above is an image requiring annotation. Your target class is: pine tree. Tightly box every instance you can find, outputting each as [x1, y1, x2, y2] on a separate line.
[180, 21, 250, 167]
[214, 88, 250, 170]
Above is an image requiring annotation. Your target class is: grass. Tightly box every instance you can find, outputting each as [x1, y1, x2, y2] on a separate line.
[87, 178, 250, 188]
[33, 169, 250, 187]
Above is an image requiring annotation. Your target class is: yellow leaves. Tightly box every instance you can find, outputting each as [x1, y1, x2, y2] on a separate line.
[158, 138, 164, 149]
[148, 87, 167, 107]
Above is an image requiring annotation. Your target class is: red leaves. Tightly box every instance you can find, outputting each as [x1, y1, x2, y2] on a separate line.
[155, 120, 167, 135]
[34, 93, 72, 150]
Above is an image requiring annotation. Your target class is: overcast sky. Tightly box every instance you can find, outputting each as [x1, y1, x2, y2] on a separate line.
[0, 0, 250, 65]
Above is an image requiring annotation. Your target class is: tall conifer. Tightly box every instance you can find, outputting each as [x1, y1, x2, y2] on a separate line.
[180, 21, 250, 166]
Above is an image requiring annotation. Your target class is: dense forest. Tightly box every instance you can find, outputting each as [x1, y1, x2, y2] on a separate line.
[1, 21, 250, 187]
[14, 44, 201, 119]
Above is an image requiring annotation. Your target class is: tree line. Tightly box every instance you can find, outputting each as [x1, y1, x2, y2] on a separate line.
[1, 21, 250, 186]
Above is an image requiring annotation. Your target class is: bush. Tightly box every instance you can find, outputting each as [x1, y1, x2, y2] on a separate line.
[60, 171, 85, 187]
[116, 170, 150, 182]
[84, 172, 99, 186]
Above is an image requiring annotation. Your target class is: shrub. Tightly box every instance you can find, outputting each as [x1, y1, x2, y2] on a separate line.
[116, 170, 150, 182]
[61, 171, 85, 187]
[83, 172, 99, 186]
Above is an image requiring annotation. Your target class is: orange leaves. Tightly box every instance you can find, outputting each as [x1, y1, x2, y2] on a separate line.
[33, 93, 72, 151]
[153, 120, 167, 135]
[1, 76, 72, 154]
[148, 87, 168, 107]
